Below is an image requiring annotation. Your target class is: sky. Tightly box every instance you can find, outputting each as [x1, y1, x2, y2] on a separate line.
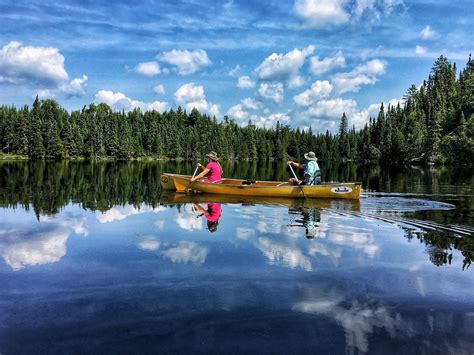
[0, 0, 472, 132]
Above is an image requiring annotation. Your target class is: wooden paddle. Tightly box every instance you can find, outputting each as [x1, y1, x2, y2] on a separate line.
[186, 165, 200, 192]
[288, 162, 306, 198]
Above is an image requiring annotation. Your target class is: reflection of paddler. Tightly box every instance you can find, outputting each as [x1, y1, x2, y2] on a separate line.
[192, 203, 222, 232]
[288, 206, 321, 239]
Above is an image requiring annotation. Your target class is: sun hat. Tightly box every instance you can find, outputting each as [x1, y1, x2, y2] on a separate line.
[304, 151, 318, 161]
[206, 151, 219, 161]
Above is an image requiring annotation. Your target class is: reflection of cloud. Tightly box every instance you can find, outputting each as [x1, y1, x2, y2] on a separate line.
[0, 214, 88, 271]
[0, 229, 68, 271]
[294, 292, 402, 354]
[161, 241, 208, 264]
[236, 227, 255, 240]
[137, 237, 161, 251]
[96, 205, 166, 223]
[154, 220, 165, 230]
[175, 213, 203, 231]
[308, 242, 341, 265]
[255, 237, 312, 271]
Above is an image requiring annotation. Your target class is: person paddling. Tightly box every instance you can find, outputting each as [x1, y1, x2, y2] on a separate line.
[191, 151, 223, 183]
[287, 151, 321, 186]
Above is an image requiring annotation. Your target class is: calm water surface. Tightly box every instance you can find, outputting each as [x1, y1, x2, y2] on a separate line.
[1, 161, 473, 354]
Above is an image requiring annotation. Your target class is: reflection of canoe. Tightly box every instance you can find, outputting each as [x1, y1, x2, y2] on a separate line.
[160, 173, 362, 200]
[159, 191, 360, 211]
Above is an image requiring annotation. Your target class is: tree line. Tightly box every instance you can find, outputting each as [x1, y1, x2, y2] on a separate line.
[0, 55, 473, 165]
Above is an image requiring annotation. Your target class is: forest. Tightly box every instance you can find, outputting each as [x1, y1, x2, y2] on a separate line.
[0, 55, 473, 165]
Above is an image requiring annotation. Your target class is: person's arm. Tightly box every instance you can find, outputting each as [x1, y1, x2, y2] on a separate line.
[287, 161, 303, 169]
[191, 168, 210, 181]
[192, 203, 209, 217]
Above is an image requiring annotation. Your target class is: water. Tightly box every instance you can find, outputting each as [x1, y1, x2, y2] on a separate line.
[1, 161, 473, 354]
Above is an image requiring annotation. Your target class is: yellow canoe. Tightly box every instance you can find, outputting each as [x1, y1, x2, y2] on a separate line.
[160, 173, 362, 200]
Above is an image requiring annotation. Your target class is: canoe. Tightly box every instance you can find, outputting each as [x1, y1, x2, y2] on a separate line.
[159, 190, 361, 210]
[160, 173, 362, 200]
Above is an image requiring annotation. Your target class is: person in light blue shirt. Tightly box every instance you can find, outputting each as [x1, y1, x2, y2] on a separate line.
[287, 151, 321, 186]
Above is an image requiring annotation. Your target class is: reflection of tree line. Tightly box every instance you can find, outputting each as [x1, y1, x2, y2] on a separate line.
[405, 229, 473, 270]
[1, 161, 473, 268]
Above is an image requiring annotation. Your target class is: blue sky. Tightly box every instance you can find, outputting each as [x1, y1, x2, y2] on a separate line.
[0, 0, 472, 132]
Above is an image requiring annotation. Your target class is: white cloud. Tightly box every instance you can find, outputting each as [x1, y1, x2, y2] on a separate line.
[331, 59, 387, 94]
[236, 227, 256, 240]
[420, 25, 435, 40]
[294, 0, 349, 28]
[0, 41, 68, 84]
[94, 90, 168, 112]
[309, 51, 346, 75]
[228, 64, 240, 77]
[255, 45, 315, 88]
[153, 84, 165, 95]
[161, 241, 208, 264]
[174, 82, 220, 116]
[0, 41, 88, 97]
[303, 98, 358, 119]
[227, 104, 248, 121]
[294, 80, 333, 107]
[158, 49, 211, 75]
[258, 83, 284, 103]
[226, 98, 263, 121]
[241, 97, 262, 110]
[237, 75, 256, 88]
[251, 112, 290, 128]
[415, 45, 427, 55]
[59, 75, 88, 97]
[137, 237, 161, 251]
[134, 61, 161, 76]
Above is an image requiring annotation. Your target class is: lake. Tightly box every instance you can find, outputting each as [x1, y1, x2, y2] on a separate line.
[1, 161, 473, 354]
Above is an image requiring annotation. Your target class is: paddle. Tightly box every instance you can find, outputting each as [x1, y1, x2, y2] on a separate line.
[288, 162, 306, 198]
[186, 165, 200, 192]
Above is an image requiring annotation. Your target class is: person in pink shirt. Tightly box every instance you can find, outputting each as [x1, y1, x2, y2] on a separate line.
[191, 151, 223, 183]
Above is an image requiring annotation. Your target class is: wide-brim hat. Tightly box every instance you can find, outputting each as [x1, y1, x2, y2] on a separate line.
[304, 151, 318, 161]
[206, 151, 219, 161]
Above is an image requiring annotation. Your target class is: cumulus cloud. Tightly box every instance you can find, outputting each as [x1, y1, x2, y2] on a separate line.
[255, 45, 315, 88]
[59, 75, 88, 97]
[226, 98, 262, 121]
[420, 25, 435, 40]
[227, 104, 249, 120]
[303, 98, 358, 119]
[0, 41, 88, 97]
[158, 49, 211, 75]
[174, 82, 220, 116]
[258, 83, 284, 103]
[309, 51, 346, 75]
[294, 0, 349, 28]
[153, 84, 165, 95]
[94, 90, 168, 113]
[228, 64, 241, 77]
[294, 80, 333, 107]
[161, 241, 208, 264]
[134, 61, 161, 76]
[331, 59, 387, 94]
[237, 75, 256, 88]
[415, 45, 427, 55]
[251, 112, 290, 128]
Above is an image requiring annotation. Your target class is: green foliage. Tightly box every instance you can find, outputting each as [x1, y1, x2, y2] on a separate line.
[0, 55, 473, 165]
